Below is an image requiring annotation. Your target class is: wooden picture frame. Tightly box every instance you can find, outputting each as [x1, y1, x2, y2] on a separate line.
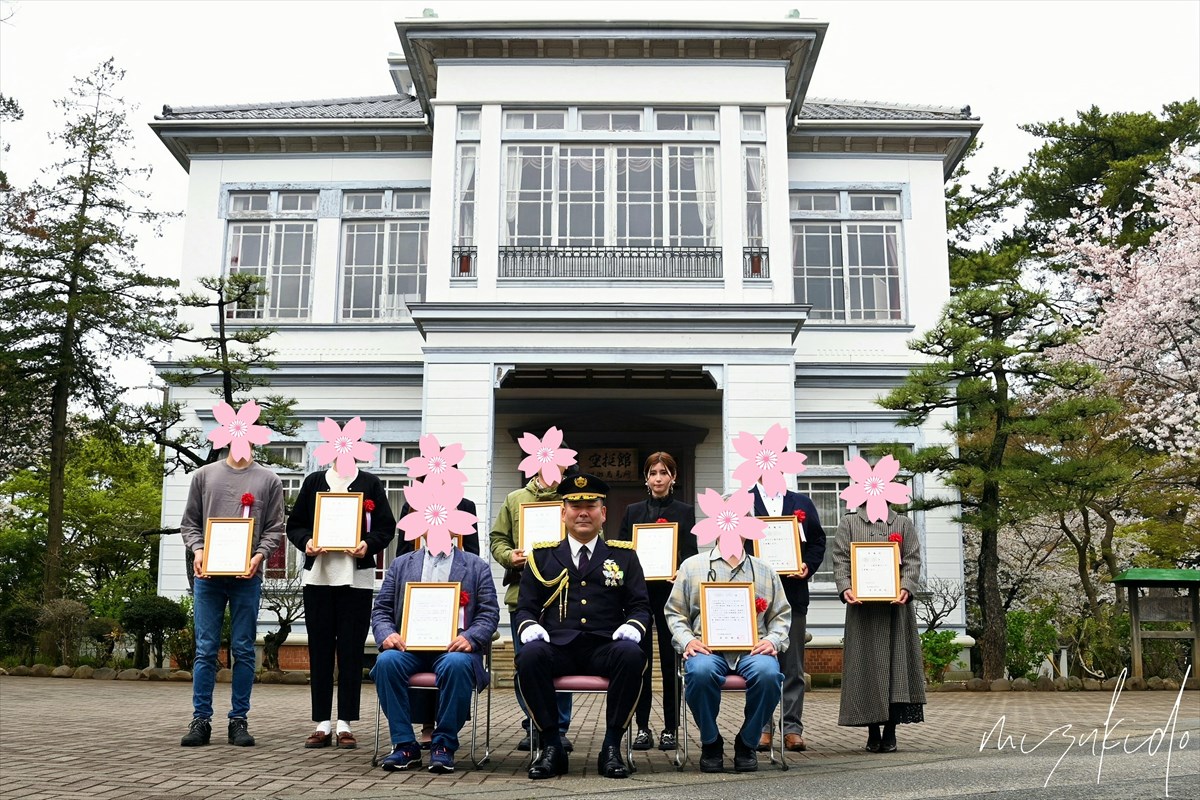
[202, 517, 255, 576]
[399, 582, 461, 651]
[518, 501, 565, 552]
[699, 582, 757, 650]
[752, 516, 804, 575]
[632, 522, 679, 581]
[850, 542, 902, 602]
[313, 492, 364, 551]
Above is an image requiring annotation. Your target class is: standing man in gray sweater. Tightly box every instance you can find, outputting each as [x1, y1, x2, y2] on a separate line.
[180, 401, 286, 747]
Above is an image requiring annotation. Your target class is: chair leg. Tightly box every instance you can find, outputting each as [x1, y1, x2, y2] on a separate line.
[371, 695, 383, 767]
[675, 662, 687, 770]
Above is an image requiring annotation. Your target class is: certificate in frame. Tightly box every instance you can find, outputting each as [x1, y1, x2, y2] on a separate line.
[850, 542, 902, 602]
[518, 501, 565, 552]
[699, 582, 757, 651]
[202, 517, 255, 576]
[313, 492, 364, 551]
[752, 516, 804, 575]
[400, 582, 462, 651]
[632, 522, 678, 581]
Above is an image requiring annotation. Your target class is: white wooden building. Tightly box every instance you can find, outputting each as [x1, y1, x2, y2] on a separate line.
[151, 17, 978, 667]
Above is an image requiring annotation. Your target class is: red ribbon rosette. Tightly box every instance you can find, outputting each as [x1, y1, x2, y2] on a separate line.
[656, 518, 668, 523]
[888, 533, 903, 543]
[240, 493, 254, 518]
[794, 509, 806, 523]
[460, 590, 470, 607]
[755, 597, 768, 613]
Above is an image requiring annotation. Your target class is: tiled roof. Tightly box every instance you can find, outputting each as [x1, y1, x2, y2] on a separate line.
[799, 99, 976, 121]
[155, 94, 973, 123]
[156, 95, 423, 121]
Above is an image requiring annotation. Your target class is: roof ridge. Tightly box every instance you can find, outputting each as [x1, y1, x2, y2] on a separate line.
[164, 94, 411, 115]
[804, 96, 967, 115]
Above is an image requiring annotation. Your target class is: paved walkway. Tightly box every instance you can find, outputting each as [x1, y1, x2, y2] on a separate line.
[1, 677, 1197, 800]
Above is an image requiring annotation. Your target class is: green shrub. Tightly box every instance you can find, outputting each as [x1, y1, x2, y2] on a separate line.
[921, 629, 961, 683]
[166, 595, 195, 670]
[38, 599, 91, 666]
[121, 594, 188, 668]
[1006, 607, 1057, 680]
[0, 603, 41, 666]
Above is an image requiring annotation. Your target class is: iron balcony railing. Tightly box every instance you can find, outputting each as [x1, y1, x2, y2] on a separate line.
[497, 246, 722, 279]
[743, 246, 770, 279]
[451, 245, 478, 278]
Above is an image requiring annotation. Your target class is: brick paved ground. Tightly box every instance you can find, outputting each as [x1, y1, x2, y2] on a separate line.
[1, 677, 1196, 800]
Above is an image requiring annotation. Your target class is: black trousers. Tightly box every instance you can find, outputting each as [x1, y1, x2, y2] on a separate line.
[635, 582, 680, 731]
[303, 584, 373, 722]
[516, 635, 644, 739]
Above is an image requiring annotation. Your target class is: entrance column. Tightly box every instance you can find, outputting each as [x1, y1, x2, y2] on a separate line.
[721, 360, 798, 490]
[421, 361, 496, 524]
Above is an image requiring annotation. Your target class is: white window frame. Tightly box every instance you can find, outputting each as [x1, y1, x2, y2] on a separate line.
[339, 190, 430, 322]
[791, 190, 906, 322]
[225, 191, 319, 322]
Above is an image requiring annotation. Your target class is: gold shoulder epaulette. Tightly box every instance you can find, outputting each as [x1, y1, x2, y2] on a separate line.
[533, 540, 559, 550]
[607, 539, 635, 550]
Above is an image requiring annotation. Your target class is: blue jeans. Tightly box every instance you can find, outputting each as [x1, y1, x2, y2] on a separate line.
[684, 653, 782, 748]
[372, 650, 476, 752]
[192, 575, 262, 720]
[509, 613, 571, 734]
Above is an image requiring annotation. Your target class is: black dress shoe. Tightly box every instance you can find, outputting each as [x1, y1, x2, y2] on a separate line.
[865, 724, 882, 753]
[699, 735, 724, 773]
[528, 744, 568, 779]
[517, 732, 532, 751]
[561, 735, 574, 753]
[880, 724, 897, 753]
[733, 735, 758, 772]
[658, 730, 678, 751]
[597, 743, 629, 779]
[632, 728, 654, 750]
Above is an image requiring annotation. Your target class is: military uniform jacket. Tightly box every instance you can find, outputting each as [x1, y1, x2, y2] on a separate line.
[514, 537, 651, 646]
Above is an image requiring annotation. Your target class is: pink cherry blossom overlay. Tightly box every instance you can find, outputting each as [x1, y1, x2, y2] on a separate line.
[693, 489, 767, 560]
[206, 401, 272, 462]
[403, 434, 467, 487]
[517, 426, 577, 487]
[397, 480, 478, 556]
[731, 423, 808, 496]
[313, 417, 378, 478]
[839, 455, 911, 523]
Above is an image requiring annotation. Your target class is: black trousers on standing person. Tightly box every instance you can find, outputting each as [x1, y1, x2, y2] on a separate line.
[635, 583, 679, 732]
[303, 584, 374, 722]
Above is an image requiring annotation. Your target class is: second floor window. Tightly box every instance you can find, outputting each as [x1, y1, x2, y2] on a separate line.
[340, 190, 430, 321]
[504, 144, 718, 248]
[226, 191, 317, 321]
[791, 191, 905, 322]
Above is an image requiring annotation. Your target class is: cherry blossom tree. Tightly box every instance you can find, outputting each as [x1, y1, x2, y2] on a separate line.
[1051, 146, 1200, 457]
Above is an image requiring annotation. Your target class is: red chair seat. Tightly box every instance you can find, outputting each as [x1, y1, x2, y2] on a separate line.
[409, 672, 437, 689]
[552, 675, 610, 692]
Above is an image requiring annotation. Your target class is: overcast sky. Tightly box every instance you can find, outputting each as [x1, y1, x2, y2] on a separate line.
[1, 0, 1197, 387]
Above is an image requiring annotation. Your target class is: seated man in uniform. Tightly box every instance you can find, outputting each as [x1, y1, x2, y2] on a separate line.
[514, 473, 650, 780]
[664, 543, 790, 773]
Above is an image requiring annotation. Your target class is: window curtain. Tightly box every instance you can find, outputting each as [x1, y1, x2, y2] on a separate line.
[457, 148, 476, 245]
[745, 150, 765, 244]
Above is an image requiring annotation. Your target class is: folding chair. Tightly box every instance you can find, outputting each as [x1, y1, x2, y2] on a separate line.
[370, 646, 492, 769]
[674, 654, 788, 771]
[518, 674, 636, 773]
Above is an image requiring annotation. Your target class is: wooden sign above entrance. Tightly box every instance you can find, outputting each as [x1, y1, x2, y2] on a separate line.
[578, 449, 638, 483]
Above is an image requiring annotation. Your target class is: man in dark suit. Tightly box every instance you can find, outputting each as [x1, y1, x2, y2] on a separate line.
[515, 473, 650, 780]
[749, 480, 826, 752]
[370, 539, 499, 774]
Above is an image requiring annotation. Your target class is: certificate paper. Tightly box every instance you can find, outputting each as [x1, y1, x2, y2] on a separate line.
[518, 502, 565, 552]
[203, 518, 255, 576]
[753, 517, 803, 575]
[850, 542, 901, 601]
[313, 492, 363, 551]
[632, 522, 678, 581]
[400, 582, 461, 651]
[699, 582, 757, 650]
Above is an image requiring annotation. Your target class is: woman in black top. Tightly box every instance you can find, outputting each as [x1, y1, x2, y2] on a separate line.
[614, 451, 698, 751]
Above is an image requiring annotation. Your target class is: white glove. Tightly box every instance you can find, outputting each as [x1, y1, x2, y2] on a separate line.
[612, 624, 642, 644]
[520, 624, 549, 644]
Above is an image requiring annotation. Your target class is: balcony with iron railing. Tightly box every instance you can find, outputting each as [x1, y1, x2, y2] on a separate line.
[494, 246, 723, 280]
